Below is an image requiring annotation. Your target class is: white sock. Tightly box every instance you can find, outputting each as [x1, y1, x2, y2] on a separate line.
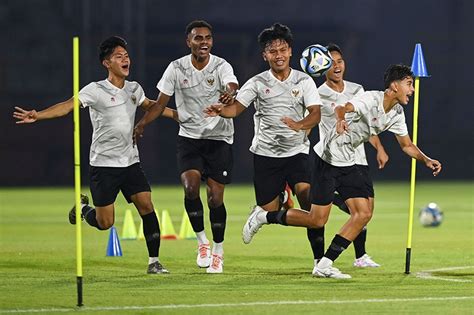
[317, 257, 333, 269]
[196, 231, 209, 245]
[148, 257, 158, 264]
[212, 242, 224, 256]
[314, 259, 320, 266]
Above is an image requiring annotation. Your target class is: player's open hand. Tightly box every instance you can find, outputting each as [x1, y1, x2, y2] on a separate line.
[133, 123, 145, 146]
[281, 117, 302, 131]
[336, 119, 349, 135]
[13, 107, 38, 124]
[218, 90, 236, 105]
[426, 159, 442, 176]
[203, 104, 224, 117]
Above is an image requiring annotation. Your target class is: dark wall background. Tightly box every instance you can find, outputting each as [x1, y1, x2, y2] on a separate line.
[1, 0, 473, 186]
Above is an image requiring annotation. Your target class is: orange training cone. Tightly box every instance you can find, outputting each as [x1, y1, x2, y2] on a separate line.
[161, 210, 178, 240]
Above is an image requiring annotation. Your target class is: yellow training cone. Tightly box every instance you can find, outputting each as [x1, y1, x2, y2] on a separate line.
[137, 220, 145, 240]
[121, 209, 137, 240]
[161, 210, 178, 240]
[178, 210, 196, 239]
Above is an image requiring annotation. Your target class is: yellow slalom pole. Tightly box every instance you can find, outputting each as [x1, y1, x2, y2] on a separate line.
[73, 37, 83, 306]
[405, 77, 420, 274]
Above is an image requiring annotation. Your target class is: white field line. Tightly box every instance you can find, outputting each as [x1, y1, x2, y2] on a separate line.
[1, 296, 473, 313]
[416, 266, 474, 283]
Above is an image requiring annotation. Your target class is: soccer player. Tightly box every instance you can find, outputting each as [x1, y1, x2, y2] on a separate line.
[242, 64, 442, 279]
[204, 23, 322, 240]
[309, 43, 387, 269]
[13, 36, 169, 274]
[133, 20, 238, 273]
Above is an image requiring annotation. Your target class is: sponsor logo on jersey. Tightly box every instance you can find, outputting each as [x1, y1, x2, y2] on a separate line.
[131, 95, 137, 104]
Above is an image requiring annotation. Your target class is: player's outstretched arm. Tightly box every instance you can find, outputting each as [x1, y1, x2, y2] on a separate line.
[368, 135, 389, 169]
[334, 102, 354, 134]
[134, 92, 171, 144]
[281, 104, 321, 132]
[13, 97, 75, 124]
[396, 134, 442, 176]
[141, 97, 179, 123]
[203, 100, 246, 118]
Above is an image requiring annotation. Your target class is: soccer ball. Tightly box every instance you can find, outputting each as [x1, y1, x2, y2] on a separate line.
[300, 44, 333, 78]
[419, 203, 443, 227]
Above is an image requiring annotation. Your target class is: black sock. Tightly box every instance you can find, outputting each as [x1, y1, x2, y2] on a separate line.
[324, 234, 352, 262]
[141, 211, 161, 257]
[266, 210, 288, 225]
[184, 197, 204, 232]
[333, 194, 350, 214]
[353, 227, 367, 259]
[307, 227, 325, 260]
[209, 204, 227, 243]
[82, 206, 106, 230]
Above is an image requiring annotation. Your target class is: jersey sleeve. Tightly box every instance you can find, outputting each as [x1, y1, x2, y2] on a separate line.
[349, 92, 372, 116]
[219, 61, 238, 86]
[388, 109, 409, 136]
[235, 78, 257, 108]
[156, 63, 176, 96]
[136, 84, 146, 106]
[78, 83, 98, 108]
[302, 77, 322, 108]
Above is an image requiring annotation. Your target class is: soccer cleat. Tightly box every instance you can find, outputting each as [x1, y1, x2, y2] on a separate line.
[147, 261, 169, 274]
[68, 194, 89, 225]
[312, 265, 352, 279]
[196, 243, 211, 268]
[353, 254, 380, 267]
[206, 254, 224, 273]
[242, 205, 265, 244]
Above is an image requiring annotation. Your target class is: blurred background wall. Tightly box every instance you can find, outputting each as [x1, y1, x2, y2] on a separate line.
[1, 0, 473, 186]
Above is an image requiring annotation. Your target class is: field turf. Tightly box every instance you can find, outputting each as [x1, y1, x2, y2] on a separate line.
[0, 181, 472, 314]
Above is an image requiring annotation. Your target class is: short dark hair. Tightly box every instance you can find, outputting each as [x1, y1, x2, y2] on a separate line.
[258, 23, 293, 50]
[185, 20, 212, 36]
[99, 36, 127, 63]
[326, 43, 343, 56]
[383, 64, 414, 89]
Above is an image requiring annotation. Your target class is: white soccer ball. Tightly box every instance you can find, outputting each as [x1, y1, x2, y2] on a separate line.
[419, 202, 443, 227]
[300, 44, 333, 78]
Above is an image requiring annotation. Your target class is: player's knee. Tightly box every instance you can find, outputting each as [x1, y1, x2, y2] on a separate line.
[353, 209, 372, 225]
[309, 211, 328, 228]
[207, 193, 223, 208]
[183, 184, 200, 199]
[97, 217, 114, 230]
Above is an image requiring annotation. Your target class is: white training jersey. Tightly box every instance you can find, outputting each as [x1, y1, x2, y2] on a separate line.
[317, 80, 368, 165]
[236, 69, 322, 157]
[314, 90, 408, 167]
[157, 54, 238, 144]
[79, 79, 145, 167]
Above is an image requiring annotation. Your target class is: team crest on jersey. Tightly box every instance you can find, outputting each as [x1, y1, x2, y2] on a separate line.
[291, 88, 300, 98]
[111, 97, 115, 102]
[183, 79, 188, 85]
[206, 76, 215, 86]
[264, 88, 271, 94]
[131, 95, 137, 104]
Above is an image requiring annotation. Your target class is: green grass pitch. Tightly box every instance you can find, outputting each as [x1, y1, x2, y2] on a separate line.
[0, 182, 473, 314]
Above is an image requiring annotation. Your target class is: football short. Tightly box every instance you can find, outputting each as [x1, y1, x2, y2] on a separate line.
[356, 165, 375, 197]
[253, 153, 310, 206]
[176, 135, 233, 184]
[89, 162, 151, 207]
[311, 154, 369, 205]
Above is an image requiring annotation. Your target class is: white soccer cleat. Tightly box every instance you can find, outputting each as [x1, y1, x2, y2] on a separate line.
[242, 205, 265, 244]
[312, 265, 352, 279]
[206, 254, 224, 273]
[196, 243, 211, 268]
[353, 254, 380, 267]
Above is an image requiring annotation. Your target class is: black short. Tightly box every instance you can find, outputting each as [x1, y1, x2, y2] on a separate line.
[89, 163, 151, 207]
[176, 135, 233, 184]
[357, 165, 375, 197]
[254, 153, 310, 206]
[311, 154, 369, 205]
